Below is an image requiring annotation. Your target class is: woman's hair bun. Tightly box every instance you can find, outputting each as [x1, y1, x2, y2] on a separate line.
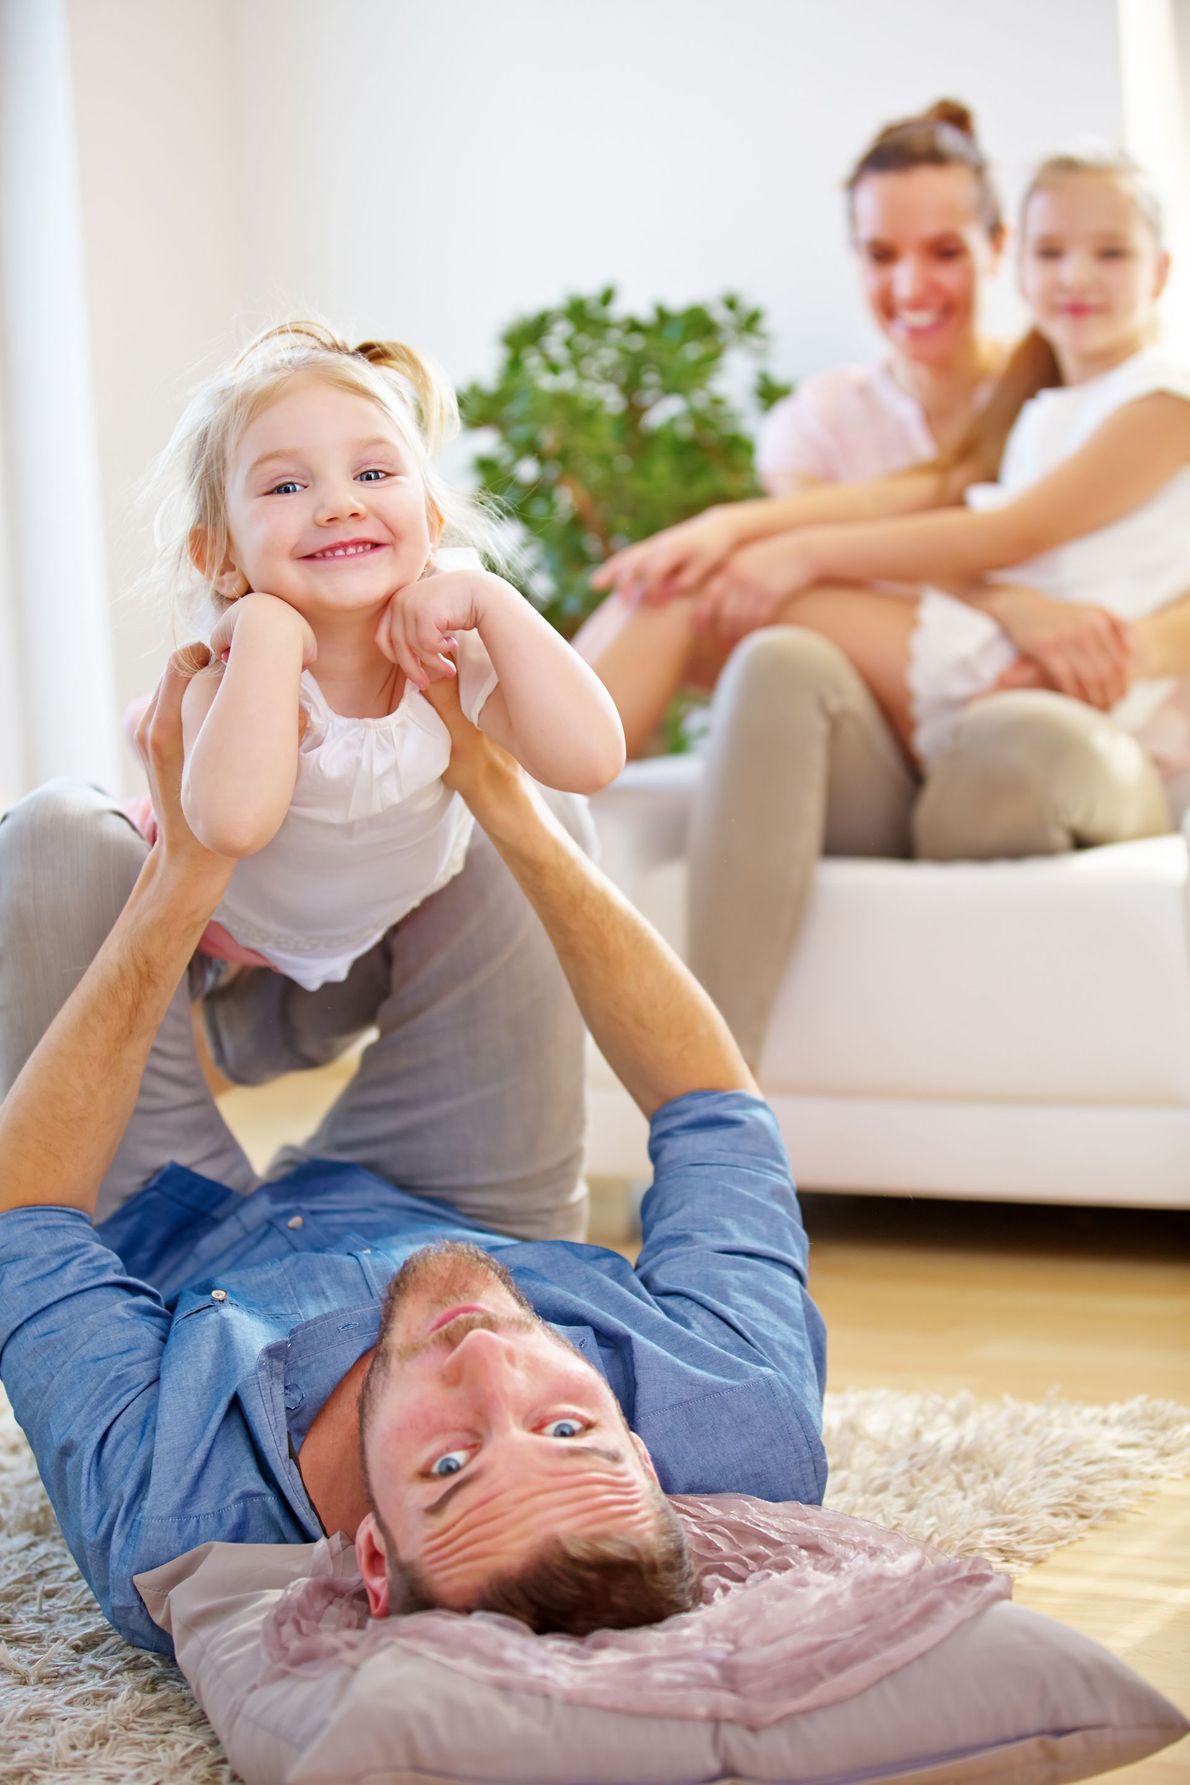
[923, 98, 977, 141]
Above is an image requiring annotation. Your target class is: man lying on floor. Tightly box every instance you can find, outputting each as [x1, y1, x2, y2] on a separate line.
[0, 651, 826, 1654]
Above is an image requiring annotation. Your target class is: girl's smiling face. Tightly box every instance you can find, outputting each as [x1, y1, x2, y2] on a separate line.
[1020, 172, 1169, 382]
[851, 164, 1002, 370]
[219, 375, 437, 617]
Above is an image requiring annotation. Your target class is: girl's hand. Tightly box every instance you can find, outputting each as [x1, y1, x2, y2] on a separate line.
[694, 534, 819, 642]
[210, 591, 317, 667]
[591, 508, 744, 607]
[987, 586, 1133, 710]
[376, 568, 489, 689]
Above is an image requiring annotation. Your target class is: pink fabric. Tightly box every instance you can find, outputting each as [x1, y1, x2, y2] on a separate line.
[756, 364, 938, 489]
[261, 1495, 1008, 1727]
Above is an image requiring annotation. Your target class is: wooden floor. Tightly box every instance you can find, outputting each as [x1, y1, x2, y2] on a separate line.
[223, 1072, 1190, 1782]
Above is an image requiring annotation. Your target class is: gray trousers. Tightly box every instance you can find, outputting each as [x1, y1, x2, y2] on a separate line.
[688, 628, 1173, 1065]
[0, 782, 592, 1237]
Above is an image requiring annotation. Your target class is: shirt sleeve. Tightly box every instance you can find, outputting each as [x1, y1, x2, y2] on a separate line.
[455, 624, 499, 724]
[634, 1091, 827, 1481]
[0, 1207, 171, 1647]
[755, 383, 842, 490]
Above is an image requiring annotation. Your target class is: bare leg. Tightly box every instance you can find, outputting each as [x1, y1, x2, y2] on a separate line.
[573, 592, 707, 756]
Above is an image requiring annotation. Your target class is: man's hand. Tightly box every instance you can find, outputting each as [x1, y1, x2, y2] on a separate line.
[135, 646, 238, 904]
[421, 670, 522, 815]
[985, 586, 1134, 709]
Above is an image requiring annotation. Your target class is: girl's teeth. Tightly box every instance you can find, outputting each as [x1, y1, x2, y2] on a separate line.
[316, 543, 374, 558]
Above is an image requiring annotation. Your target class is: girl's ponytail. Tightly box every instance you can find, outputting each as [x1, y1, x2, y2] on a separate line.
[353, 339, 458, 453]
[948, 328, 1062, 484]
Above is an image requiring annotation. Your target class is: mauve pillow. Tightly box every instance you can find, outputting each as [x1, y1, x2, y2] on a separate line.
[136, 1495, 1188, 1785]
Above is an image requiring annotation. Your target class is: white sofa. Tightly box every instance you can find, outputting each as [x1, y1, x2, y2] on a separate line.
[586, 756, 1190, 1209]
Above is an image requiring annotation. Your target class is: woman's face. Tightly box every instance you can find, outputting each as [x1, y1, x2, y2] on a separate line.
[851, 165, 1001, 369]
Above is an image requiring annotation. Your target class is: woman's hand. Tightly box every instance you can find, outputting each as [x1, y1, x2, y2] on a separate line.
[694, 533, 820, 642]
[210, 591, 317, 667]
[985, 585, 1134, 709]
[591, 508, 745, 607]
[375, 568, 494, 688]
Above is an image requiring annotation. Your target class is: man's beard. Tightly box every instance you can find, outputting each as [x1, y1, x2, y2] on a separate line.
[374, 1240, 540, 1366]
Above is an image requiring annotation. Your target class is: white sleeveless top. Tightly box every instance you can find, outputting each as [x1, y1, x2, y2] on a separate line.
[211, 627, 498, 990]
[910, 347, 1190, 768]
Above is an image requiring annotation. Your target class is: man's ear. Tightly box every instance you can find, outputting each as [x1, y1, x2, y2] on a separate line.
[630, 1430, 661, 1486]
[355, 1511, 391, 1618]
[189, 526, 249, 600]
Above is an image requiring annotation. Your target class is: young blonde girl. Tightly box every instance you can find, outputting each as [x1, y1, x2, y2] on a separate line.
[143, 321, 625, 993]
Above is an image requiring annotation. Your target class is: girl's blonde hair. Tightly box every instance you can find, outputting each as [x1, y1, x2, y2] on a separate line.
[148, 319, 502, 628]
[950, 146, 1167, 482]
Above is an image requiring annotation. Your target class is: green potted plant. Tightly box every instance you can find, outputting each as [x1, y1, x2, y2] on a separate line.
[460, 288, 791, 639]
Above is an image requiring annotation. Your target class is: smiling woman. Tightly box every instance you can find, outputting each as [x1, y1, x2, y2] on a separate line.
[574, 100, 1009, 755]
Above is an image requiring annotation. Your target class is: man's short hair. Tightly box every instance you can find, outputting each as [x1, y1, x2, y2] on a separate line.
[387, 1493, 701, 1636]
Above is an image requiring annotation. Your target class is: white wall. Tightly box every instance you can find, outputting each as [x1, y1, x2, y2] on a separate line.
[14, 0, 1133, 793]
[0, 0, 117, 797]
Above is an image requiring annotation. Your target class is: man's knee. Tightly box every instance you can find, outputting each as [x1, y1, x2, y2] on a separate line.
[0, 778, 145, 948]
[914, 692, 1165, 859]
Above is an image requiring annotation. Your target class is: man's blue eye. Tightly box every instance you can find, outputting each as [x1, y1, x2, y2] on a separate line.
[545, 1418, 584, 1438]
[429, 1449, 468, 1477]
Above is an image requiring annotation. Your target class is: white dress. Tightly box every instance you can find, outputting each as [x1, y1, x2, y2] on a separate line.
[209, 627, 498, 990]
[908, 347, 1190, 769]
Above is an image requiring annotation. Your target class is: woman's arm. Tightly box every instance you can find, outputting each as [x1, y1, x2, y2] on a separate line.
[181, 592, 312, 857]
[591, 463, 966, 608]
[377, 569, 626, 793]
[783, 393, 1190, 591]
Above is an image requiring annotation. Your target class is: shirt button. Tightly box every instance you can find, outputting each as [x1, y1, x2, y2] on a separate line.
[210, 1289, 227, 1303]
[287, 1215, 304, 1230]
[361, 1247, 372, 1255]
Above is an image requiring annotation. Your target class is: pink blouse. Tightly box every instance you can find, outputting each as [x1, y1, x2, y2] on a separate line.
[756, 362, 938, 490]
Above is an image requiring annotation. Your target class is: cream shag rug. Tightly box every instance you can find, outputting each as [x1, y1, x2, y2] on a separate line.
[1, 1384, 1188, 1784]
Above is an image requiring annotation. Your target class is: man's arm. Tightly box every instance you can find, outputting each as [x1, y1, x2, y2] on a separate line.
[425, 681, 757, 1118]
[0, 649, 236, 1216]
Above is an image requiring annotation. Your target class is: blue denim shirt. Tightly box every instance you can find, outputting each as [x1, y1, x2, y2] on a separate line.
[0, 1092, 826, 1655]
